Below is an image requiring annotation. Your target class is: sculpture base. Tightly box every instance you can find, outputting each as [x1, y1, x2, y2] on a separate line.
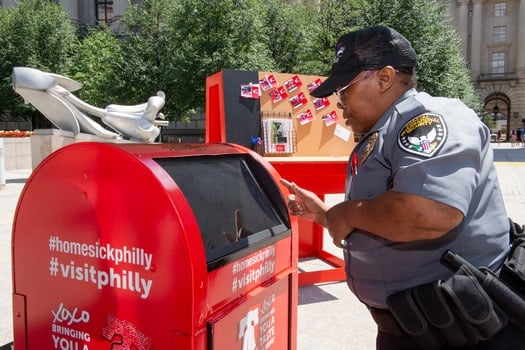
[31, 129, 129, 169]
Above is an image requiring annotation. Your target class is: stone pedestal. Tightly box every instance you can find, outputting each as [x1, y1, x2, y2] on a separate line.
[31, 129, 128, 169]
[1, 136, 32, 171]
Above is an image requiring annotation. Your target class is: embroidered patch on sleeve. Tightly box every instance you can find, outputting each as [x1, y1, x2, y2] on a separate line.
[398, 113, 447, 157]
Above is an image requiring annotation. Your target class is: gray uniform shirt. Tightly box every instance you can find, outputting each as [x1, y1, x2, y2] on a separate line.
[344, 89, 509, 308]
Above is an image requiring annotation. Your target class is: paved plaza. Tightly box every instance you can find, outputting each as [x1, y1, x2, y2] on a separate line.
[1, 144, 524, 349]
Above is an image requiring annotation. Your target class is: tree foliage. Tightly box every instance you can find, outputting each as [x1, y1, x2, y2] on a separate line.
[0, 0, 77, 122]
[262, 0, 311, 73]
[0, 0, 481, 123]
[116, 0, 177, 109]
[165, 0, 276, 118]
[359, 0, 481, 111]
[66, 27, 125, 108]
[308, 0, 364, 75]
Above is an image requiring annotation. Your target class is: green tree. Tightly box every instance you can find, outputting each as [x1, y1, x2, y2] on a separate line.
[261, 0, 310, 73]
[289, 0, 364, 76]
[117, 0, 177, 111]
[0, 0, 77, 123]
[66, 27, 125, 108]
[481, 114, 497, 133]
[359, 0, 481, 110]
[0, 0, 483, 129]
[166, 0, 276, 119]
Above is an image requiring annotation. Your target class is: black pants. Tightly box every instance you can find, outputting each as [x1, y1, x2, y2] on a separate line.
[376, 322, 525, 350]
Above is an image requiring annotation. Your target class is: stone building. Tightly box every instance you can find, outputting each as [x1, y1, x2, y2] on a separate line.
[449, 0, 525, 139]
[1, 0, 133, 30]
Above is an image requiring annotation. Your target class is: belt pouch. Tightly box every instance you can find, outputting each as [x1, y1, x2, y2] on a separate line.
[368, 307, 405, 336]
[387, 289, 442, 349]
[480, 267, 525, 331]
[440, 265, 507, 341]
[412, 281, 470, 347]
[499, 237, 525, 295]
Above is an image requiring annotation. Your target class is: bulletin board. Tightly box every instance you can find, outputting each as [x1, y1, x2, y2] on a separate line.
[205, 69, 355, 157]
[257, 72, 354, 157]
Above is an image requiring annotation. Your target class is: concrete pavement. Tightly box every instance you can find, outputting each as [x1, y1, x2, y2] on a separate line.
[0, 169, 28, 348]
[1, 143, 524, 349]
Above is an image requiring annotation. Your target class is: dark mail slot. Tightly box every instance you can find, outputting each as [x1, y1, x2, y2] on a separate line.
[155, 154, 290, 269]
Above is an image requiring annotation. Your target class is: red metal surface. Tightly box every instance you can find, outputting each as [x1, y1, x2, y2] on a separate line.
[269, 159, 348, 286]
[208, 277, 290, 350]
[204, 68, 348, 287]
[205, 71, 226, 143]
[267, 160, 347, 195]
[11, 142, 297, 349]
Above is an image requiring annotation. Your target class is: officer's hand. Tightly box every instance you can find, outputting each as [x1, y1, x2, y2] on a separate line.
[325, 203, 354, 248]
[279, 178, 328, 226]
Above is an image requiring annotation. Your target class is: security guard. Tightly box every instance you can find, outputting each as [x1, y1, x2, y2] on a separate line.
[281, 26, 525, 349]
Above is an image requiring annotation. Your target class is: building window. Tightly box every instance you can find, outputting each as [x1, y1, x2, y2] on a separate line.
[494, 2, 507, 17]
[491, 52, 505, 74]
[96, 0, 113, 23]
[493, 26, 506, 42]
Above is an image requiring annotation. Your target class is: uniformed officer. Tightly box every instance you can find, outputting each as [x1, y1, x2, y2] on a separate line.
[281, 26, 525, 349]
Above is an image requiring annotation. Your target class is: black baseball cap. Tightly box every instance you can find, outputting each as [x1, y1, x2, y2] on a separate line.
[311, 26, 417, 98]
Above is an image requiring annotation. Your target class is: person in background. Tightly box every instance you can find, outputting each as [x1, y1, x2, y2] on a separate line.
[510, 129, 517, 147]
[281, 26, 524, 349]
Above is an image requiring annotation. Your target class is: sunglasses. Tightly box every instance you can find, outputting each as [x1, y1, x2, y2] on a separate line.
[333, 70, 375, 106]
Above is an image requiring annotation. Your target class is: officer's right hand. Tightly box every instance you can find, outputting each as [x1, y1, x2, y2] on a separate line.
[279, 178, 329, 226]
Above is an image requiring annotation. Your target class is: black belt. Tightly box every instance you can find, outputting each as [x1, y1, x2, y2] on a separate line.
[368, 307, 406, 337]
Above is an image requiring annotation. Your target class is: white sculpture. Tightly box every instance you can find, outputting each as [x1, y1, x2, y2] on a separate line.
[12, 67, 167, 143]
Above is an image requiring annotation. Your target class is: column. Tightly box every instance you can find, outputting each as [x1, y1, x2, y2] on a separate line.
[518, 0, 525, 71]
[470, 0, 484, 78]
[456, 0, 470, 60]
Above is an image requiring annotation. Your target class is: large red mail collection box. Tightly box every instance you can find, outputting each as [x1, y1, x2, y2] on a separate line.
[11, 142, 298, 349]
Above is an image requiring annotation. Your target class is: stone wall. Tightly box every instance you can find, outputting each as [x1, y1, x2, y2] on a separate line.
[30, 129, 130, 169]
[0, 137, 31, 170]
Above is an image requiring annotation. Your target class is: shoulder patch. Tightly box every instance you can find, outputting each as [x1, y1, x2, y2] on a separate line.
[398, 113, 447, 157]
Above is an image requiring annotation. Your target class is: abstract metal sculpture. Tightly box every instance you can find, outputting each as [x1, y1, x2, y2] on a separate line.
[12, 67, 167, 143]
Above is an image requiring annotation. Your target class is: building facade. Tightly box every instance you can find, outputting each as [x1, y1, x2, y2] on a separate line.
[449, 0, 525, 139]
[1, 0, 135, 31]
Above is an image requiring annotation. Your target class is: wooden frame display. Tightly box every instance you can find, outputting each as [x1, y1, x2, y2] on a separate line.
[258, 72, 354, 157]
[205, 69, 355, 157]
[260, 111, 297, 155]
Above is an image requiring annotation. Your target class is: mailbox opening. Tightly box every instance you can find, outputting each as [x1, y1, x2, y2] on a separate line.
[155, 154, 290, 270]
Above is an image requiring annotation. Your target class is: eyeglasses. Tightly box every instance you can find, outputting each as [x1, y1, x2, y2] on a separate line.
[333, 70, 375, 106]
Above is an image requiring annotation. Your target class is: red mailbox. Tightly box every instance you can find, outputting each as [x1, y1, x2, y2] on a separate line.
[11, 142, 298, 349]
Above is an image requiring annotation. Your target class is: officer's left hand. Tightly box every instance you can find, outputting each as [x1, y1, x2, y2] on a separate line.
[325, 203, 355, 248]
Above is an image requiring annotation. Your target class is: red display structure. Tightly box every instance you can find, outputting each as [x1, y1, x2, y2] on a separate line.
[11, 142, 298, 349]
[206, 69, 348, 286]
